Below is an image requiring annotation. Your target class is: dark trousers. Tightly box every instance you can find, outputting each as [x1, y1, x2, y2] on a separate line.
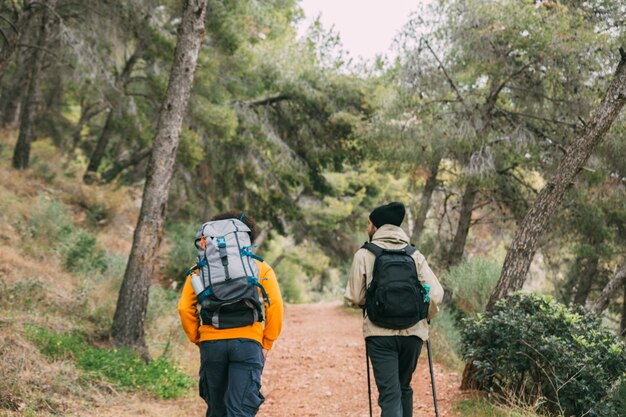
[199, 339, 265, 417]
[366, 336, 423, 417]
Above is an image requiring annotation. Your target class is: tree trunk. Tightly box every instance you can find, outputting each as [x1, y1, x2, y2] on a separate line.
[573, 255, 599, 306]
[111, 0, 208, 354]
[84, 46, 142, 182]
[64, 100, 106, 156]
[446, 183, 478, 268]
[1, 65, 27, 128]
[271, 254, 286, 269]
[253, 226, 270, 249]
[83, 108, 116, 184]
[411, 155, 441, 243]
[11, 0, 55, 170]
[591, 261, 626, 314]
[0, 1, 35, 81]
[621, 283, 626, 337]
[486, 50, 626, 312]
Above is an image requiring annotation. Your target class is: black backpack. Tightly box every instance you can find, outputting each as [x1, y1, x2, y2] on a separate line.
[363, 242, 429, 330]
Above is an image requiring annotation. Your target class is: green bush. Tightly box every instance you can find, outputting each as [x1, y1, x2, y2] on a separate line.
[444, 257, 501, 316]
[64, 231, 108, 274]
[164, 222, 199, 284]
[23, 197, 75, 252]
[430, 308, 463, 369]
[274, 259, 305, 303]
[461, 293, 626, 417]
[22, 198, 109, 275]
[0, 279, 46, 309]
[25, 326, 192, 399]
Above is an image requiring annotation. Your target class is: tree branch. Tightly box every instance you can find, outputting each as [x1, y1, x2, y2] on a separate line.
[422, 38, 469, 112]
[0, 14, 18, 33]
[0, 26, 9, 45]
[496, 108, 579, 128]
[591, 262, 626, 314]
[486, 64, 531, 114]
[236, 94, 293, 107]
[16, 42, 59, 59]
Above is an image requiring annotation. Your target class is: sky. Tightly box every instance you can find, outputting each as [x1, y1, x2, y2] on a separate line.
[296, 0, 421, 63]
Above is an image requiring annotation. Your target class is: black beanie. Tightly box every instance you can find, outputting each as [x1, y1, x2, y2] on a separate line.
[369, 202, 405, 228]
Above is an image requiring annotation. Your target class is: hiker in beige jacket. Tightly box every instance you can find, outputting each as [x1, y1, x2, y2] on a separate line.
[345, 202, 444, 417]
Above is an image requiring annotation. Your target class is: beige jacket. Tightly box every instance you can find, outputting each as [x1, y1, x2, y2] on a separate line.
[344, 224, 444, 341]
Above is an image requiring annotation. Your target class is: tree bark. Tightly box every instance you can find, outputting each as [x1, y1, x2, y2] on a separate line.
[486, 50, 626, 312]
[446, 182, 478, 268]
[621, 283, 626, 337]
[591, 261, 626, 314]
[573, 255, 599, 306]
[411, 155, 441, 243]
[0, 1, 35, 81]
[83, 108, 116, 184]
[111, 0, 208, 354]
[1, 54, 27, 128]
[11, 0, 55, 170]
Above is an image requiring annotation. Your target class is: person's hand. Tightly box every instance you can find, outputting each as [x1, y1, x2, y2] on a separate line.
[262, 349, 269, 362]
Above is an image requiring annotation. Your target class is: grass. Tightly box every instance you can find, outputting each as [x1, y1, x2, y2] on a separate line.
[456, 397, 543, 417]
[24, 326, 193, 399]
[443, 257, 501, 316]
[430, 307, 463, 369]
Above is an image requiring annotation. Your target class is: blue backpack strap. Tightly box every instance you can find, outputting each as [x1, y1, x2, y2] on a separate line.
[182, 258, 207, 278]
[248, 276, 270, 307]
[196, 287, 213, 303]
[241, 245, 264, 262]
[405, 245, 417, 256]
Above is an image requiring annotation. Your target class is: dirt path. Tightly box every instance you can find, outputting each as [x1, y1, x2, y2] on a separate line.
[258, 302, 461, 417]
[88, 302, 461, 417]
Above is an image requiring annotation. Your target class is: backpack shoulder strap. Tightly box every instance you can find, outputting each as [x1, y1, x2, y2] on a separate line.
[361, 242, 384, 257]
[405, 245, 417, 256]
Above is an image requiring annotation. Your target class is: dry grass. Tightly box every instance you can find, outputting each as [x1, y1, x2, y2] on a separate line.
[0, 130, 198, 416]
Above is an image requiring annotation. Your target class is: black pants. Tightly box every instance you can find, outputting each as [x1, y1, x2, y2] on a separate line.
[199, 339, 265, 417]
[366, 336, 423, 417]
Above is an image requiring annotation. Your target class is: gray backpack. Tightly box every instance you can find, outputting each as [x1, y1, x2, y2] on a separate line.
[186, 218, 268, 329]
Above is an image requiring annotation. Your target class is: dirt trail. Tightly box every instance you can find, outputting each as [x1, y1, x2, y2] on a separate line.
[258, 302, 461, 417]
[89, 302, 461, 417]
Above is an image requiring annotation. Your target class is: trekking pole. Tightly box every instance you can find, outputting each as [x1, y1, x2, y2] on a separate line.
[426, 327, 440, 417]
[365, 343, 373, 417]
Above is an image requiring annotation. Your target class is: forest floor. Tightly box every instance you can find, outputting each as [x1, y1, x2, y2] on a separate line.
[91, 303, 462, 417]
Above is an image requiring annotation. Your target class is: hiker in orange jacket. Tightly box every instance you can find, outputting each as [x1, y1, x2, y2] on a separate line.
[178, 211, 284, 417]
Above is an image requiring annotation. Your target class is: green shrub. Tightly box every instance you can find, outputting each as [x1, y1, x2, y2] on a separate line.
[274, 259, 305, 303]
[164, 222, 199, 284]
[444, 257, 501, 316]
[23, 197, 75, 252]
[461, 293, 626, 417]
[455, 397, 541, 417]
[22, 198, 109, 275]
[25, 326, 192, 399]
[0, 279, 46, 309]
[430, 308, 463, 369]
[63, 231, 108, 274]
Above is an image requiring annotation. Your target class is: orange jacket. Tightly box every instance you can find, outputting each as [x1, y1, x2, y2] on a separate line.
[177, 260, 283, 350]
